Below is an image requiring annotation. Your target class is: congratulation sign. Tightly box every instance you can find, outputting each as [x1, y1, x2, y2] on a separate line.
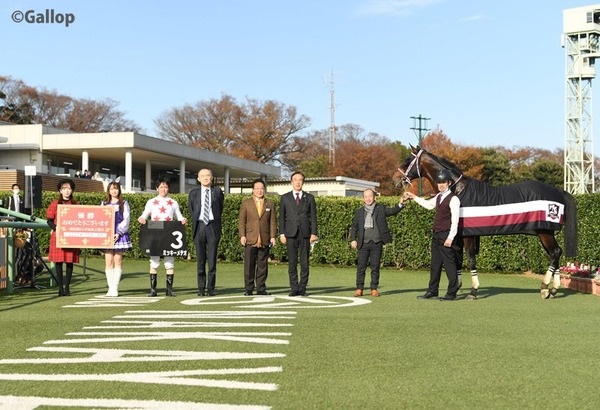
[56, 205, 115, 248]
[139, 221, 188, 258]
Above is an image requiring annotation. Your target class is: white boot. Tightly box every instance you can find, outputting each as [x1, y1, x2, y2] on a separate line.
[105, 269, 114, 297]
[112, 268, 122, 297]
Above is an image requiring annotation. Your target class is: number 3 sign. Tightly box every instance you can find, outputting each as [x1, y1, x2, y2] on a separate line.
[138, 221, 188, 258]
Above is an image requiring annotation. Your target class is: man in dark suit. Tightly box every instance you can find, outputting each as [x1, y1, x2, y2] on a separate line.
[189, 169, 224, 296]
[279, 171, 318, 296]
[238, 179, 277, 296]
[350, 189, 404, 297]
[7, 183, 25, 214]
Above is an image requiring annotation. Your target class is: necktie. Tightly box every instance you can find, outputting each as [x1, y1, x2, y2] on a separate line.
[202, 189, 210, 224]
[256, 199, 263, 215]
[295, 193, 300, 206]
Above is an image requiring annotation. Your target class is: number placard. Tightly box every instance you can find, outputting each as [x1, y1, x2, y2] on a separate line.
[139, 221, 188, 258]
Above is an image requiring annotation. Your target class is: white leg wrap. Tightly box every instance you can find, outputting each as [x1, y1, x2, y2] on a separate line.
[543, 269, 553, 285]
[471, 270, 479, 289]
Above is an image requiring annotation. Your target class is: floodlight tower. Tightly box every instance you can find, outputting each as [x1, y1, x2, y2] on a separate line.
[563, 5, 600, 194]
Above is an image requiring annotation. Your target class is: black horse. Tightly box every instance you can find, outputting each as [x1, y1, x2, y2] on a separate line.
[393, 146, 577, 299]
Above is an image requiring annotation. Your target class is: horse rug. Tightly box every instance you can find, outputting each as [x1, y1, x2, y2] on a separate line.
[457, 179, 565, 236]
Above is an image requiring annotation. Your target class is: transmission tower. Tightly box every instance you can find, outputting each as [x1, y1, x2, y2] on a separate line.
[410, 115, 430, 195]
[329, 71, 336, 165]
[563, 6, 598, 194]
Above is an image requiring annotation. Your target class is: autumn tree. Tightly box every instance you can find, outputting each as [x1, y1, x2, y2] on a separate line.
[0, 75, 140, 132]
[154, 95, 310, 167]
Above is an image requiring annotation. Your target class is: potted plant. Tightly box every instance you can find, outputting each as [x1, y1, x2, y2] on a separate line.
[13, 229, 29, 248]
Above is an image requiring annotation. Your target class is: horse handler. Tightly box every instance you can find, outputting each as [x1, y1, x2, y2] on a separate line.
[350, 188, 405, 297]
[403, 169, 461, 301]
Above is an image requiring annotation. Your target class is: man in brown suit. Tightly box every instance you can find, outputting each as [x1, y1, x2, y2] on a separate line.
[238, 179, 277, 295]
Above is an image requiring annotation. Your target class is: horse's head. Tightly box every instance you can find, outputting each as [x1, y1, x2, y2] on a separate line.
[392, 146, 424, 191]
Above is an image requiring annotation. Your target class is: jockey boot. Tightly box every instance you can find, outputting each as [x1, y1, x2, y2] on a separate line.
[148, 273, 158, 297]
[166, 269, 175, 297]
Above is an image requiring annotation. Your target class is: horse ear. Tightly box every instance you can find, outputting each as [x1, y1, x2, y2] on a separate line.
[409, 144, 417, 152]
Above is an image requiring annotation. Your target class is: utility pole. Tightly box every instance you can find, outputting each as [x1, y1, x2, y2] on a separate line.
[410, 115, 430, 195]
[329, 71, 336, 166]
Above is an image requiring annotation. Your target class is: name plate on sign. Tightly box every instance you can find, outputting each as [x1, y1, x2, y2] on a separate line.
[139, 221, 188, 258]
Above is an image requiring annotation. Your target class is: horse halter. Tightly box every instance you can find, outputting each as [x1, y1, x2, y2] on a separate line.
[397, 149, 424, 186]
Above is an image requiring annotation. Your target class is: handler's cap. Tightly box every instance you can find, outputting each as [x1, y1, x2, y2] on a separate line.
[435, 169, 453, 184]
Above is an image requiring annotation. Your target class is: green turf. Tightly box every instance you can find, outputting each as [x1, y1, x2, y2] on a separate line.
[1, 258, 599, 409]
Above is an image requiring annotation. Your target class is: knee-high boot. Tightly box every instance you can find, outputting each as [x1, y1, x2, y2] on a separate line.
[112, 268, 122, 297]
[64, 264, 73, 296]
[105, 268, 114, 297]
[166, 270, 175, 297]
[55, 263, 64, 296]
[148, 273, 158, 297]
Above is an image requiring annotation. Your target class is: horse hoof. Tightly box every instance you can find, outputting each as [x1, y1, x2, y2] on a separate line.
[465, 294, 477, 300]
[540, 289, 550, 299]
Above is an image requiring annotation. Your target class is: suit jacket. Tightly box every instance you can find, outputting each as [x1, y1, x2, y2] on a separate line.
[6, 194, 24, 213]
[350, 202, 402, 249]
[279, 191, 318, 238]
[188, 185, 224, 238]
[238, 196, 277, 246]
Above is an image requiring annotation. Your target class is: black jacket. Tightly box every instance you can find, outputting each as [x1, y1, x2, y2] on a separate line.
[350, 202, 403, 249]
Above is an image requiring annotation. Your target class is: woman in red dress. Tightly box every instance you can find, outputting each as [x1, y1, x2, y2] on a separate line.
[46, 179, 80, 296]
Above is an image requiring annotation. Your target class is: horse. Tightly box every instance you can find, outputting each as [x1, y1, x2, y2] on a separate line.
[392, 146, 577, 299]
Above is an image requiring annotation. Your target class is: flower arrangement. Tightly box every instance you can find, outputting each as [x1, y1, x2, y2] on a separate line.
[560, 262, 600, 279]
[14, 229, 29, 241]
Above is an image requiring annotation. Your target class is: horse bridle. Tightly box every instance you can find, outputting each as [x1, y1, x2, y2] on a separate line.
[397, 148, 465, 194]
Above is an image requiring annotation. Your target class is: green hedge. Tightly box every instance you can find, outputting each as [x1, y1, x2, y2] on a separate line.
[6, 191, 598, 274]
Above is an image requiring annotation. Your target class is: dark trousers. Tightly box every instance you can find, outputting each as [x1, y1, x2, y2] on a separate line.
[244, 245, 269, 292]
[194, 222, 221, 293]
[356, 241, 383, 290]
[286, 235, 310, 293]
[428, 231, 459, 295]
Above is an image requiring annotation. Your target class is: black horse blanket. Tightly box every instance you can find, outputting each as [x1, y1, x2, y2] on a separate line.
[457, 179, 565, 236]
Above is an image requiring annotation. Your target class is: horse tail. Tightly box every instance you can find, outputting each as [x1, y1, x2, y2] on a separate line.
[562, 191, 577, 258]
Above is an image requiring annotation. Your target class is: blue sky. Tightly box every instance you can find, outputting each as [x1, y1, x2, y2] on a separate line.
[1, 0, 597, 150]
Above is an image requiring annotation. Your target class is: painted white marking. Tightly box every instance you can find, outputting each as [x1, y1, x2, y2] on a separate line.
[0, 347, 285, 364]
[84, 320, 294, 329]
[63, 296, 164, 308]
[44, 331, 291, 345]
[0, 395, 270, 409]
[0, 367, 282, 390]
[181, 295, 372, 309]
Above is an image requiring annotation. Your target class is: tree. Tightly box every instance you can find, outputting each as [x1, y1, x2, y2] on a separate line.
[154, 95, 310, 167]
[0, 75, 140, 132]
[480, 148, 513, 186]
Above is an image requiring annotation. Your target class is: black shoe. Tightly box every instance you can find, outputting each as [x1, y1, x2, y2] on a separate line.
[207, 291, 216, 296]
[148, 290, 158, 297]
[197, 289, 205, 296]
[299, 291, 309, 297]
[244, 291, 253, 296]
[417, 292, 439, 300]
[256, 291, 271, 296]
[288, 291, 299, 297]
[440, 294, 457, 301]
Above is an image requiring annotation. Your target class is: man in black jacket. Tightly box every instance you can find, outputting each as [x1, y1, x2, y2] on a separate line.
[6, 183, 25, 214]
[279, 171, 318, 296]
[350, 189, 404, 297]
[189, 169, 224, 296]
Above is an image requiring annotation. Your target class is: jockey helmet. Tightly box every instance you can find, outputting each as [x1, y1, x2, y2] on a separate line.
[435, 169, 453, 184]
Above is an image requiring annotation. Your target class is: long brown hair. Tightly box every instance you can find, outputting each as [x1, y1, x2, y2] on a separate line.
[105, 182, 124, 214]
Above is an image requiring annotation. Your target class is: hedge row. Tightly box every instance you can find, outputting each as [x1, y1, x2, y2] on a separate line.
[6, 190, 597, 274]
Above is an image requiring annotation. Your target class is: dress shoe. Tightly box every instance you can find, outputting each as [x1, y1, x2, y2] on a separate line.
[244, 291, 253, 296]
[417, 291, 439, 300]
[370, 289, 380, 297]
[354, 289, 363, 297]
[197, 291, 206, 296]
[299, 291, 309, 297]
[439, 294, 457, 301]
[256, 291, 271, 296]
[207, 291, 216, 296]
[288, 291, 299, 297]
